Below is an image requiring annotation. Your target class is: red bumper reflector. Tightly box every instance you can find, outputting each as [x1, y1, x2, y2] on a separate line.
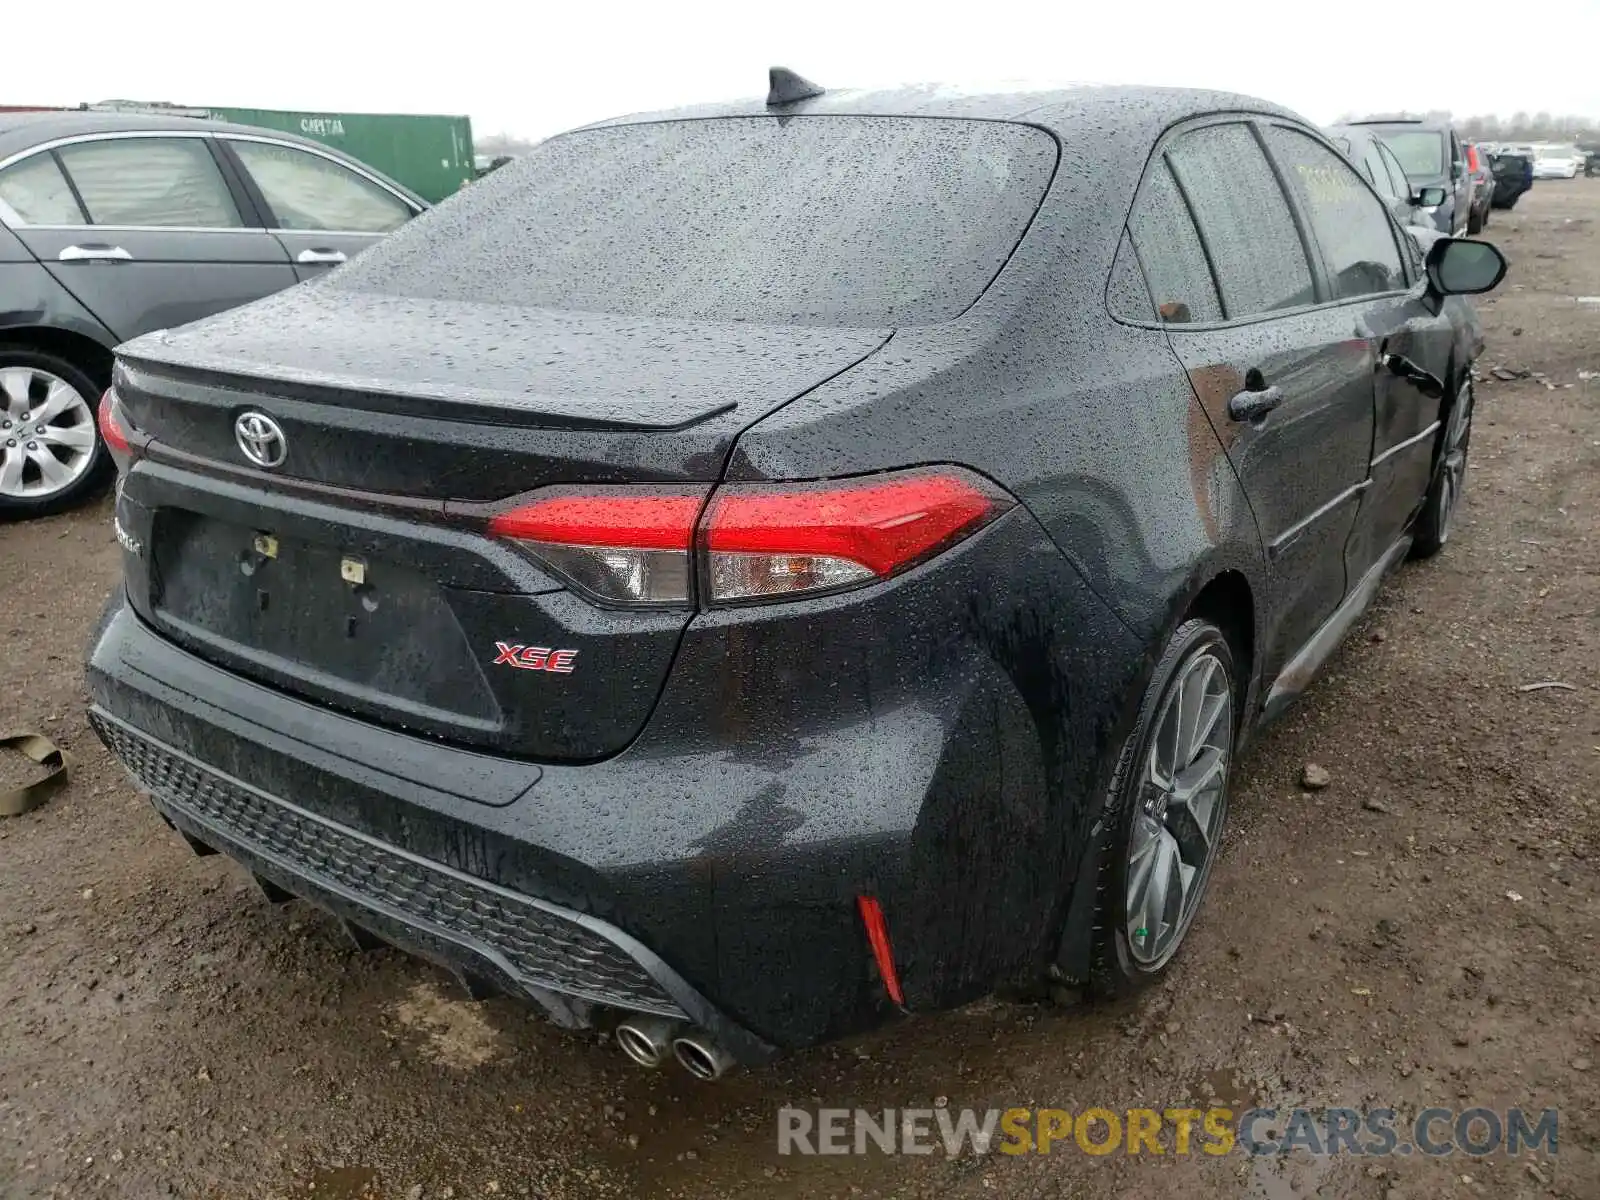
[857, 895, 905, 1008]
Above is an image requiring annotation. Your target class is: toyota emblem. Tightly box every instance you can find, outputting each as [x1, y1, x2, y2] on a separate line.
[234, 411, 287, 468]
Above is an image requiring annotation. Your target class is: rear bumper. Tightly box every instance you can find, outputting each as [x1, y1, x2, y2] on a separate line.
[87, 501, 1143, 1053]
[88, 707, 773, 1058]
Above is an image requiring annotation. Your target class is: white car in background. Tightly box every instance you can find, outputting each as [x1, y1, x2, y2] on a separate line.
[1532, 144, 1581, 178]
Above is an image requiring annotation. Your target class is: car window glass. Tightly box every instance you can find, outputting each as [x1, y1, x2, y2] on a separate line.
[1376, 143, 1411, 201]
[1361, 144, 1395, 198]
[1266, 127, 1406, 300]
[54, 138, 241, 227]
[1127, 161, 1221, 324]
[332, 117, 1058, 327]
[1165, 124, 1314, 318]
[1106, 231, 1155, 322]
[0, 154, 84, 225]
[1373, 130, 1445, 178]
[230, 140, 412, 233]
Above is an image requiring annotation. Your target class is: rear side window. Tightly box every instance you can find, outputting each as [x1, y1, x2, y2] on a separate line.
[54, 138, 241, 228]
[0, 154, 84, 225]
[332, 116, 1059, 327]
[1166, 124, 1315, 318]
[1266, 128, 1405, 299]
[229, 140, 412, 233]
[1127, 163, 1221, 324]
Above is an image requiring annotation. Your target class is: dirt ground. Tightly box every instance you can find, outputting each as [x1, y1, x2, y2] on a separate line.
[2, 182, 1598, 1200]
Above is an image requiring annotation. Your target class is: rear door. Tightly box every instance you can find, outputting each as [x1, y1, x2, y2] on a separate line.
[1261, 124, 1451, 579]
[0, 133, 295, 342]
[1129, 119, 1375, 680]
[218, 137, 419, 279]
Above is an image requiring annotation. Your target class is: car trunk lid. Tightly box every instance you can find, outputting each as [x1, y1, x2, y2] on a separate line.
[114, 288, 889, 761]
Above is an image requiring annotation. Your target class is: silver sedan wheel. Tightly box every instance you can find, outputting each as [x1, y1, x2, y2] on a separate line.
[1126, 647, 1233, 968]
[0, 366, 97, 500]
[1436, 378, 1473, 544]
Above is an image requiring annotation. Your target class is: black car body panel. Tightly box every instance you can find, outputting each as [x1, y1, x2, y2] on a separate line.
[87, 83, 1489, 1058]
[0, 260, 119, 349]
[1491, 153, 1535, 209]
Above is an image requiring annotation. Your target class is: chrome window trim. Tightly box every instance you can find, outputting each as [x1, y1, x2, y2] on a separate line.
[0, 128, 420, 233]
[18, 224, 271, 234]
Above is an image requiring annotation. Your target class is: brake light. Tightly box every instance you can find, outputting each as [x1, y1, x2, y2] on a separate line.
[702, 468, 1008, 604]
[487, 468, 1009, 608]
[487, 486, 708, 606]
[97, 389, 130, 455]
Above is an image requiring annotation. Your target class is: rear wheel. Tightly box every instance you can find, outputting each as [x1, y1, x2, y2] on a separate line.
[0, 348, 108, 517]
[1089, 618, 1238, 994]
[1410, 375, 1473, 559]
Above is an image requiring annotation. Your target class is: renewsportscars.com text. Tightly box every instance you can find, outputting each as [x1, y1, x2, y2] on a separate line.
[777, 1106, 1559, 1158]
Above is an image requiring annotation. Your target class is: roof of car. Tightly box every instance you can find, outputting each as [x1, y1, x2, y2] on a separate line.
[584, 81, 1303, 142]
[0, 110, 333, 159]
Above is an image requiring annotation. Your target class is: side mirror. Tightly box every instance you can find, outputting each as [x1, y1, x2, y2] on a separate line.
[1426, 237, 1507, 296]
[1413, 186, 1448, 207]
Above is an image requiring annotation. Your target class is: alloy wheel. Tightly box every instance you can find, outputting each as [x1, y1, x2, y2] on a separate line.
[1125, 647, 1233, 968]
[0, 367, 97, 500]
[1436, 378, 1474, 544]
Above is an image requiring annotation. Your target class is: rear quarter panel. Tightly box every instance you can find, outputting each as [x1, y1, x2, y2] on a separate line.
[0, 259, 119, 347]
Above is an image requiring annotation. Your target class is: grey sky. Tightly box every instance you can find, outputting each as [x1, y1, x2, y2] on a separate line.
[8, 0, 1599, 139]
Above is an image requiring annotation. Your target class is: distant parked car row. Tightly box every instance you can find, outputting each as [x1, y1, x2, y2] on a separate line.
[1326, 118, 1595, 243]
[0, 111, 424, 514]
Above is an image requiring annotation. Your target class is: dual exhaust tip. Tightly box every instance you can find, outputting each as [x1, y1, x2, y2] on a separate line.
[615, 1016, 736, 1081]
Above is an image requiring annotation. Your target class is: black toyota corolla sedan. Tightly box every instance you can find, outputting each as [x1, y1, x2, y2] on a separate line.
[87, 72, 1505, 1078]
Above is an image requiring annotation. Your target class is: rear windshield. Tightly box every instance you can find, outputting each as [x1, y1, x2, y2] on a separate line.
[331, 116, 1058, 327]
[1371, 130, 1445, 178]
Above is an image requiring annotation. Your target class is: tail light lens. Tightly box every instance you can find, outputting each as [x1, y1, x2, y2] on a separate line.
[487, 486, 708, 606]
[97, 389, 131, 456]
[702, 468, 1009, 604]
[487, 467, 1010, 609]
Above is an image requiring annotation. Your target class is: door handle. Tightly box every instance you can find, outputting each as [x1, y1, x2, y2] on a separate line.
[1381, 353, 1445, 399]
[296, 248, 347, 265]
[1228, 385, 1284, 422]
[57, 244, 132, 263]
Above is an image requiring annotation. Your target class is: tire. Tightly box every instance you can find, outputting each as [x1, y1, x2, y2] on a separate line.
[1466, 206, 1484, 235]
[1088, 618, 1239, 996]
[1411, 374, 1473, 560]
[0, 346, 110, 518]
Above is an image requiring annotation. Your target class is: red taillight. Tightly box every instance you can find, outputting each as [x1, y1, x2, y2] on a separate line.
[97, 389, 130, 455]
[487, 486, 709, 607]
[487, 467, 1009, 608]
[702, 468, 1007, 604]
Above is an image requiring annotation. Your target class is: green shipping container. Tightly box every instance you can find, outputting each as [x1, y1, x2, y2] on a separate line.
[204, 107, 475, 204]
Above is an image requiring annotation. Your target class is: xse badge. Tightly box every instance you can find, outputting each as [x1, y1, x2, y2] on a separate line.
[492, 642, 578, 674]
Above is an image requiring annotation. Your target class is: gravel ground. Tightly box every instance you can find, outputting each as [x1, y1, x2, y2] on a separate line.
[1, 182, 1597, 1200]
